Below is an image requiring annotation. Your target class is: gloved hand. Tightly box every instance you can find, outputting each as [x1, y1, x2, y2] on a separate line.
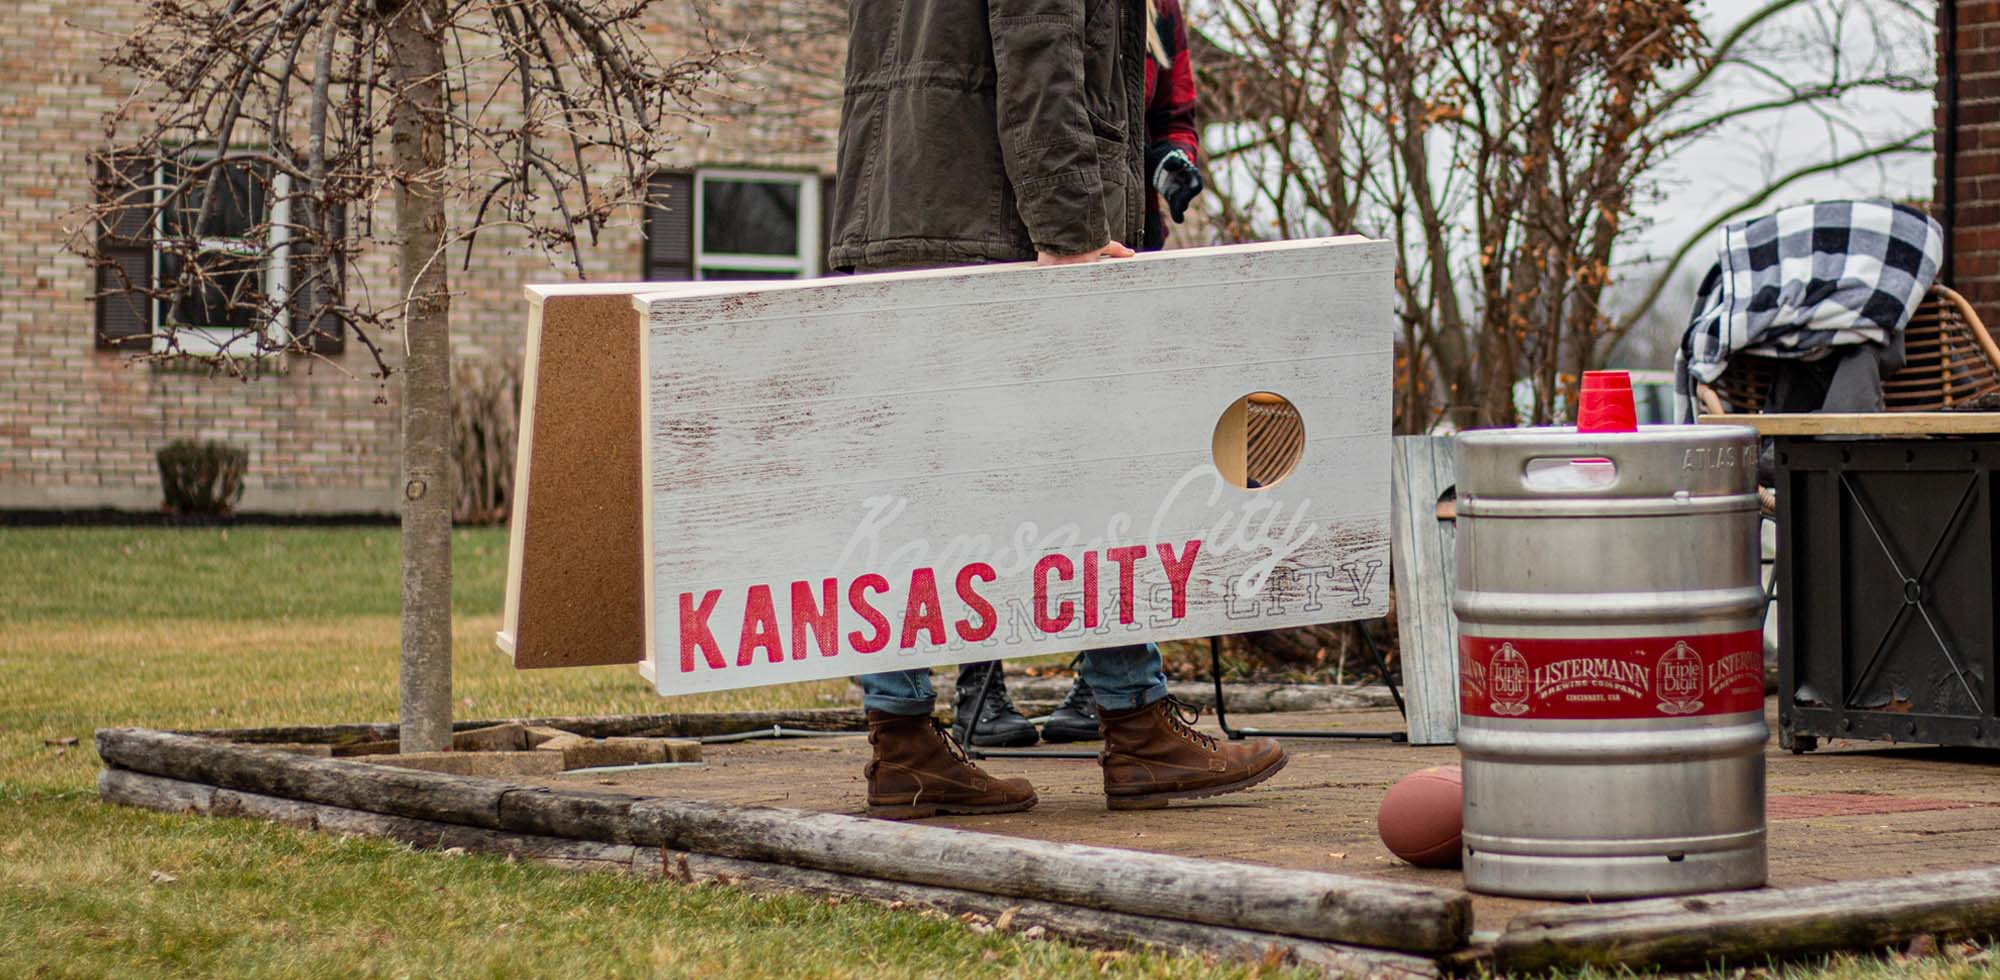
[1146, 143, 1204, 223]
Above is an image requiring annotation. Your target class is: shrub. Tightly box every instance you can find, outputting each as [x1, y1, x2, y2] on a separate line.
[156, 440, 248, 515]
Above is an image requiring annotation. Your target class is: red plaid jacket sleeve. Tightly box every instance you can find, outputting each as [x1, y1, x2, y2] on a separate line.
[1144, 0, 1199, 161]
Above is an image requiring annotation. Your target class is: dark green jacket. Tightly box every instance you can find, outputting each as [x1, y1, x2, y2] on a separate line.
[827, 0, 1147, 271]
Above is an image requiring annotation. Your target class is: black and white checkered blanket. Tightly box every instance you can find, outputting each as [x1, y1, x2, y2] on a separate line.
[1673, 200, 1944, 421]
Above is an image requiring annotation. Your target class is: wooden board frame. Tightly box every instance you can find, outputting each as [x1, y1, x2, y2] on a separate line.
[500, 281, 730, 668]
[1389, 435, 1460, 745]
[632, 238, 1397, 696]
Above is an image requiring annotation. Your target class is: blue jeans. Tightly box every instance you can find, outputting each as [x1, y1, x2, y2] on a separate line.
[857, 643, 1169, 716]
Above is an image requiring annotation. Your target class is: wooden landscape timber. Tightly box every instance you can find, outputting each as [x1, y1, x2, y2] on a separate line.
[625, 798, 1469, 953]
[1494, 866, 2000, 973]
[930, 674, 1398, 716]
[191, 707, 866, 746]
[97, 721, 2000, 973]
[98, 769, 1439, 978]
[95, 727, 1468, 955]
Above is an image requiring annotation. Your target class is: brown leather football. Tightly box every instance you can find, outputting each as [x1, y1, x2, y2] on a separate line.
[1375, 765, 1464, 869]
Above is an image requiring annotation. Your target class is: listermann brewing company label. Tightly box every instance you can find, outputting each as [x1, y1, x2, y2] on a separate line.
[1458, 631, 1765, 720]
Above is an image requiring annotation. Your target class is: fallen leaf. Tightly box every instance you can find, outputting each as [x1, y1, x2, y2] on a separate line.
[1327, 852, 1346, 859]
[1022, 926, 1047, 940]
[994, 907, 1018, 932]
[1261, 943, 1287, 970]
[148, 871, 177, 885]
[44, 737, 78, 748]
[981, 950, 1002, 962]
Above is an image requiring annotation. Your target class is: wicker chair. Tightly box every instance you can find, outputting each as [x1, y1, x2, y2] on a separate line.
[1696, 285, 2000, 417]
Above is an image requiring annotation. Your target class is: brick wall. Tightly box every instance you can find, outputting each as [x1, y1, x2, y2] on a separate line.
[1942, 0, 2000, 320]
[0, 3, 838, 514]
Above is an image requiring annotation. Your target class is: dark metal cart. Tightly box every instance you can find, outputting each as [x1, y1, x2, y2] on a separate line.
[1760, 417, 2000, 752]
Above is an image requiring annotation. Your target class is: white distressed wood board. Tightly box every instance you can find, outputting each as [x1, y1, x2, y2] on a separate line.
[1389, 435, 1460, 744]
[634, 237, 1397, 696]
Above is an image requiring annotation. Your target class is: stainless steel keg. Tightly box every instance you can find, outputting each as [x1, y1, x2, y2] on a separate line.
[1454, 425, 1767, 899]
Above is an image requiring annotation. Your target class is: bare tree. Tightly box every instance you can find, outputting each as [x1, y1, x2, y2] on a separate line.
[1197, 0, 1933, 431]
[78, 0, 728, 751]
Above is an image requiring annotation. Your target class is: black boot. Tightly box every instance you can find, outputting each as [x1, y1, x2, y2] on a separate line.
[1041, 674, 1101, 743]
[951, 663, 1039, 747]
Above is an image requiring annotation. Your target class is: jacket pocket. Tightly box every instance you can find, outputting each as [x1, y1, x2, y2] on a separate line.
[881, 86, 1007, 244]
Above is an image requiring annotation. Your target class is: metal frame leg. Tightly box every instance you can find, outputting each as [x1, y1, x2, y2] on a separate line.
[1209, 627, 1408, 743]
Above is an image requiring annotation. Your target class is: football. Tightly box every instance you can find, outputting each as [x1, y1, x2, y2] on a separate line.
[1375, 765, 1464, 869]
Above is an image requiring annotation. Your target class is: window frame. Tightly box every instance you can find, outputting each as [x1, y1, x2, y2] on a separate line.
[693, 167, 821, 280]
[152, 152, 293, 357]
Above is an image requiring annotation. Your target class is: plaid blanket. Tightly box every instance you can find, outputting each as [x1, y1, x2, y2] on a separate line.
[1674, 200, 1943, 421]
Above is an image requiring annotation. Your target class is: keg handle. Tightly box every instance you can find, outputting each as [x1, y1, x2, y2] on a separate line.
[1519, 455, 1622, 493]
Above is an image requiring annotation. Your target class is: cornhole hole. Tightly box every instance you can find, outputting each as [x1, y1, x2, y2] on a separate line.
[629, 237, 1397, 695]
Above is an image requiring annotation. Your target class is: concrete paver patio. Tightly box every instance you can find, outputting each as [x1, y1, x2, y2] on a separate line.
[542, 699, 2000, 934]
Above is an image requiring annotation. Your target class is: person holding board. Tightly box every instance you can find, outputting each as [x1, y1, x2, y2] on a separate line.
[826, 0, 1274, 819]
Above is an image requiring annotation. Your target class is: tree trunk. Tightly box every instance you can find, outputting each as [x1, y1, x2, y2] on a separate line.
[388, 0, 454, 754]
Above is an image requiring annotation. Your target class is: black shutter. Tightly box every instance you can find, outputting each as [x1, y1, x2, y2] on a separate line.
[819, 174, 836, 277]
[94, 154, 154, 350]
[290, 199, 346, 354]
[644, 171, 695, 281]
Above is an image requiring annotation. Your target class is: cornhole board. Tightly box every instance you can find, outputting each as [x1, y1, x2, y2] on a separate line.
[1390, 434, 1460, 744]
[499, 280, 733, 668]
[633, 237, 1397, 695]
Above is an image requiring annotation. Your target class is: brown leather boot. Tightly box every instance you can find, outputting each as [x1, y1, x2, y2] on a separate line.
[865, 710, 1038, 819]
[1098, 697, 1287, 810]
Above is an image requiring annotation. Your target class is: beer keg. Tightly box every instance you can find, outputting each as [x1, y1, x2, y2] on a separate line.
[1454, 425, 1767, 899]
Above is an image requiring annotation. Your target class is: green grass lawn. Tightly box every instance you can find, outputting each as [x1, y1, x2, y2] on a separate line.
[0, 527, 1993, 978]
[0, 527, 1279, 979]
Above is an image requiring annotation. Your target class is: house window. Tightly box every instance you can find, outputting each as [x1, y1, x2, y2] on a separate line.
[644, 168, 824, 281]
[155, 156, 290, 355]
[92, 151, 342, 355]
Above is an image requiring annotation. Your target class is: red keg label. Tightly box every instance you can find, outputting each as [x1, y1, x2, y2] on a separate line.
[1459, 631, 1764, 720]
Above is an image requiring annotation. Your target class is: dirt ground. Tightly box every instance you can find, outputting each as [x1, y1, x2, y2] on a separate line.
[542, 699, 2000, 935]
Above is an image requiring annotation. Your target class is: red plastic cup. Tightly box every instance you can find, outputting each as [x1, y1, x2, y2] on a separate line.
[1577, 370, 1637, 434]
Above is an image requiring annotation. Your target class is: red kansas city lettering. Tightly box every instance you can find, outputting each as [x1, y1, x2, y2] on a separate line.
[679, 589, 725, 672]
[954, 563, 998, 642]
[846, 574, 892, 653]
[676, 538, 1209, 671]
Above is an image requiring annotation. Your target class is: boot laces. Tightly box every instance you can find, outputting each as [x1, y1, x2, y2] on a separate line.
[959, 669, 1021, 721]
[1162, 696, 1218, 751]
[931, 717, 975, 765]
[1055, 675, 1096, 716]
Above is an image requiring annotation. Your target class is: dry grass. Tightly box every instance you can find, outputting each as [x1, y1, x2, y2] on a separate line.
[3, 527, 1991, 978]
[0, 527, 1286, 979]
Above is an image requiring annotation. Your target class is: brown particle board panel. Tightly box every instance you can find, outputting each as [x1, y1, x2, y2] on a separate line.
[501, 281, 727, 669]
